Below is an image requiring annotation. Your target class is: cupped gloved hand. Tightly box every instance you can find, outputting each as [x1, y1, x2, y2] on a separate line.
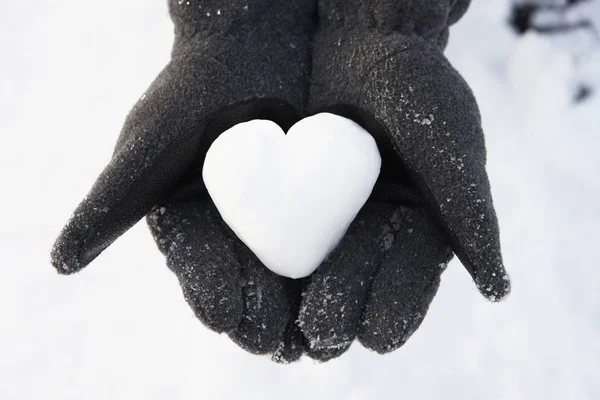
[50, 0, 317, 363]
[298, 0, 512, 361]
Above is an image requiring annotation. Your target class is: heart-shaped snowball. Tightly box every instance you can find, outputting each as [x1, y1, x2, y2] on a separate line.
[203, 113, 381, 279]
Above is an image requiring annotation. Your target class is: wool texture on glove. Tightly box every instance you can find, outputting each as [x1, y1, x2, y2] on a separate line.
[50, 0, 510, 364]
[296, 0, 511, 361]
[308, 0, 510, 301]
[51, 0, 316, 274]
[51, 0, 318, 363]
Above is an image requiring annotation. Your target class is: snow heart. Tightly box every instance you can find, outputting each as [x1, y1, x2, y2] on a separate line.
[203, 113, 381, 279]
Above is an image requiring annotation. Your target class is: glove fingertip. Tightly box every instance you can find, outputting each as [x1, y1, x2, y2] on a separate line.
[271, 324, 304, 364]
[50, 228, 87, 275]
[183, 283, 244, 334]
[50, 205, 115, 275]
[50, 253, 81, 275]
[303, 341, 352, 362]
[475, 266, 512, 302]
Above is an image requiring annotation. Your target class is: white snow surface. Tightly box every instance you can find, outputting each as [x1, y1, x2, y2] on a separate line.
[203, 114, 381, 279]
[1, 0, 599, 399]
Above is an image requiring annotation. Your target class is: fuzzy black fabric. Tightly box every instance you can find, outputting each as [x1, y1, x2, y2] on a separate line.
[51, 0, 317, 363]
[51, 0, 511, 364]
[298, 0, 511, 361]
[299, 202, 452, 359]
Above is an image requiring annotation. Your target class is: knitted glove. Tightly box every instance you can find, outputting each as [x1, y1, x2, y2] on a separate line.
[50, 0, 316, 363]
[298, 0, 511, 361]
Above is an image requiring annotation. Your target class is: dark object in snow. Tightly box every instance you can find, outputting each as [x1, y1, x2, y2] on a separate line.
[51, 0, 511, 364]
[50, 0, 316, 364]
[299, 0, 511, 361]
[509, 0, 599, 106]
[509, 0, 598, 35]
[574, 85, 593, 102]
[510, 3, 539, 34]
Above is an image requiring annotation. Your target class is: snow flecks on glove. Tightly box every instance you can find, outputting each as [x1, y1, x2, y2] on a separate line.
[51, 0, 317, 363]
[148, 202, 245, 333]
[298, 203, 393, 360]
[228, 245, 290, 356]
[147, 200, 299, 361]
[308, 14, 511, 301]
[358, 207, 453, 354]
[299, 202, 454, 361]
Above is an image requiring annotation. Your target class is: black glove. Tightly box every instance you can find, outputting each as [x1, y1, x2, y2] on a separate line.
[50, 0, 317, 363]
[298, 0, 512, 361]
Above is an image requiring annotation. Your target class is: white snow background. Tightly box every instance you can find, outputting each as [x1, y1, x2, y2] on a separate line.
[1, 0, 598, 398]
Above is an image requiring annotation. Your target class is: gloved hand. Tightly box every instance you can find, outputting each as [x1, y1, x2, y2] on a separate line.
[50, 0, 317, 363]
[298, 0, 512, 361]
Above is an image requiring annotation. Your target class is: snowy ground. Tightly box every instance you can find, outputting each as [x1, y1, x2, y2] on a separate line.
[1, 1, 598, 399]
